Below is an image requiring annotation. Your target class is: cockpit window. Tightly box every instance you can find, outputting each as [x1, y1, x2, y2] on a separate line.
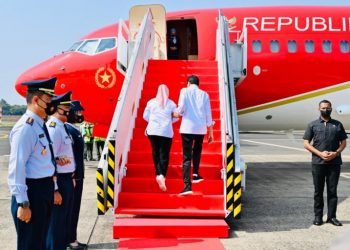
[78, 40, 99, 55]
[96, 38, 116, 53]
[68, 41, 83, 52]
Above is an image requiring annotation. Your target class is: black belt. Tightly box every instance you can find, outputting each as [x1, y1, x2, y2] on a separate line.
[26, 176, 53, 183]
[57, 172, 74, 177]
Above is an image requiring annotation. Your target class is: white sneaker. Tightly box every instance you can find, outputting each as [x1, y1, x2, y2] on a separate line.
[156, 175, 167, 191]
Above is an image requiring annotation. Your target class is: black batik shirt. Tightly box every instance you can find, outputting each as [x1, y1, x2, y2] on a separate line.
[303, 117, 348, 164]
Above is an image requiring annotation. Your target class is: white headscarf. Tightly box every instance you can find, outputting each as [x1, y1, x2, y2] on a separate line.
[155, 84, 169, 109]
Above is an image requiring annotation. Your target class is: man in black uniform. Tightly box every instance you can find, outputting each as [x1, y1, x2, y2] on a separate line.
[303, 100, 347, 226]
[66, 101, 87, 250]
[167, 28, 181, 59]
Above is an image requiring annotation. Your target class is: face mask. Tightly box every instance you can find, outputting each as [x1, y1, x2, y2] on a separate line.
[38, 97, 57, 116]
[76, 115, 84, 123]
[58, 107, 70, 117]
[67, 112, 84, 124]
[320, 109, 332, 118]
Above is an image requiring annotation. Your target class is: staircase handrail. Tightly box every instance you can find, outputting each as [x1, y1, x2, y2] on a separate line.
[97, 9, 155, 211]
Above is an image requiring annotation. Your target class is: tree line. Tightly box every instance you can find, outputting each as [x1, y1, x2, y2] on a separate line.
[0, 99, 26, 115]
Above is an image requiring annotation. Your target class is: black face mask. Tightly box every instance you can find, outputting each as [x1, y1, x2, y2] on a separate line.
[67, 112, 84, 124]
[58, 107, 70, 117]
[320, 109, 332, 118]
[76, 115, 84, 123]
[38, 97, 57, 116]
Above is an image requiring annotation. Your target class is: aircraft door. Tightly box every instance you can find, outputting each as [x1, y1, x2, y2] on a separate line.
[129, 4, 167, 59]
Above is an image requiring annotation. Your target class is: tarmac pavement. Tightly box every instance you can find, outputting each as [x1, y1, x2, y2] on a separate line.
[1, 127, 350, 249]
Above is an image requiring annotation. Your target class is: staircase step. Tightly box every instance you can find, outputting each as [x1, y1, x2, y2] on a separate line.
[139, 99, 220, 109]
[130, 139, 222, 152]
[148, 59, 217, 68]
[127, 152, 222, 165]
[131, 128, 222, 140]
[140, 90, 219, 100]
[113, 218, 228, 238]
[126, 164, 222, 179]
[146, 67, 218, 75]
[122, 178, 223, 194]
[117, 192, 225, 211]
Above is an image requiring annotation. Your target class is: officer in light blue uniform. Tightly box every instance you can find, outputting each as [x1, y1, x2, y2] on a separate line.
[66, 101, 87, 250]
[8, 77, 57, 250]
[46, 91, 76, 250]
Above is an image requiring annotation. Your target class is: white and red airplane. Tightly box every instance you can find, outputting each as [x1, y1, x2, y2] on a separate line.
[15, 6, 350, 136]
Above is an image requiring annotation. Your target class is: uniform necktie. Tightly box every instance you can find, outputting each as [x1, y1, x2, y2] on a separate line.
[43, 123, 57, 175]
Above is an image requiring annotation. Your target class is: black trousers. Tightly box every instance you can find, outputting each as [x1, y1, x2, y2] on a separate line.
[181, 134, 204, 187]
[148, 135, 172, 177]
[312, 164, 341, 218]
[46, 174, 74, 250]
[69, 179, 84, 243]
[11, 177, 54, 250]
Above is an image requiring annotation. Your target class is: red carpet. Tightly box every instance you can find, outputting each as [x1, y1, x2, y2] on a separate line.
[118, 238, 225, 250]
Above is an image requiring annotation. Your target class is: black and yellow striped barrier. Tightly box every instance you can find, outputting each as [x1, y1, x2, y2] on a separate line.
[96, 168, 106, 215]
[226, 143, 242, 219]
[106, 140, 116, 208]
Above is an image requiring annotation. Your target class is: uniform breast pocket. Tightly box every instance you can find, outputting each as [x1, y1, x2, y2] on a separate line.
[64, 137, 72, 145]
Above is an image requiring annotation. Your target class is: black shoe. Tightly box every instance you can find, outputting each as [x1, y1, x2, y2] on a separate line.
[67, 243, 86, 250]
[179, 186, 193, 196]
[192, 174, 204, 183]
[313, 216, 323, 226]
[326, 217, 342, 226]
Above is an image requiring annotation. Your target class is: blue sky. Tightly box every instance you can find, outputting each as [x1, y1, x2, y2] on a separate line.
[0, 0, 349, 104]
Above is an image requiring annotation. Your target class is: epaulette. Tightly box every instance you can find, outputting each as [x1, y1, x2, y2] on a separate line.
[49, 122, 56, 128]
[26, 117, 34, 126]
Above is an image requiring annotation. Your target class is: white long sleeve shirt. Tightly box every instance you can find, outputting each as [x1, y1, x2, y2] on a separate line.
[143, 98, 177, 138]
[178, 84, 213, 135]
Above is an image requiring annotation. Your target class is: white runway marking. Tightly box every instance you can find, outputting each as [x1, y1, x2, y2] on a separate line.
[340, 173, 350, 179]
[241, 139, 307, 152]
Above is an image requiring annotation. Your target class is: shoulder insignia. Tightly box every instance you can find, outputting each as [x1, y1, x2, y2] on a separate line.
[26, 117, 34, 126]
[49, 122, 56, 128]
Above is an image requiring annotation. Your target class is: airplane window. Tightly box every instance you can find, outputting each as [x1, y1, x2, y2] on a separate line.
[305, 40, 314, 53]
[288, 40, 297, 53]
[96, 38, 116, 53]
[322, 40, 332, 53]
[252, 40, 262, 53]
[340, 40, 349, 53]
[270, 40, 279, 53]
[78, 39, 99, 55]
[67, 41, 83, 52]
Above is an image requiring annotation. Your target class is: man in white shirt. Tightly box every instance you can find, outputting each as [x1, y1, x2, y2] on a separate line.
[177, 75, 214, 195]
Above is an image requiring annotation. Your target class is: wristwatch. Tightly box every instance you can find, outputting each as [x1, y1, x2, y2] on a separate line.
[18, 201, 30, 208]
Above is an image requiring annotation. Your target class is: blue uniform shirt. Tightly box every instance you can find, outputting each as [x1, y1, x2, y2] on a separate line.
[47, 116, 76, 173]
[8, 110, 55, 203]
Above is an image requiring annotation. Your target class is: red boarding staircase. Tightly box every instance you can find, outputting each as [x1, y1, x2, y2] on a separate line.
[114, 59, 228, 238]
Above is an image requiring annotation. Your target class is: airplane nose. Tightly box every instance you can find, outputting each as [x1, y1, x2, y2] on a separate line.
[15, 73, 31, 97]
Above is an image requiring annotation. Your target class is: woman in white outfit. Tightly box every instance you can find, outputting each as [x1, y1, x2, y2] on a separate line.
[143, 84, 178, 191]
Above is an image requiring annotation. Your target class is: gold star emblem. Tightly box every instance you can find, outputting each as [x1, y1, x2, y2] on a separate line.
[100, 71, 111, 83]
